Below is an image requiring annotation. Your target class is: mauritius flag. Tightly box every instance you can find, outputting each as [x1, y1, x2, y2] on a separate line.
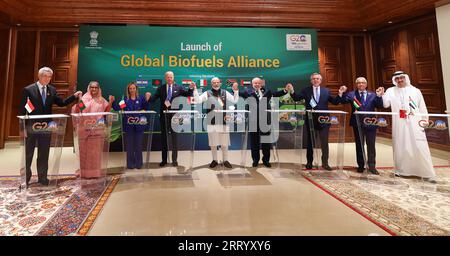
[25, 97, 35, 113]
[77, 100, 86, 112]
[353, 96, 362, 109]
[119, 97, 127, 109]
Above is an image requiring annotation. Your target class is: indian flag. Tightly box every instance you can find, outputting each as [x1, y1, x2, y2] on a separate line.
[199, 79, 207, 87]
[353, 97, 362, 109]
[409, 97, 417, 110]
[25, 97, 35, 113]
[119, 98, 126, 109]
[77, 100, 86, 112]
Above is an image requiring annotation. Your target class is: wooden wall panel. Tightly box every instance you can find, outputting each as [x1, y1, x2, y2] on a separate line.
[0, 27, 10, 148]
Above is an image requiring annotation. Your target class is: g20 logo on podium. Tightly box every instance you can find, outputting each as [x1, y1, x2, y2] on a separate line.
[32, 121, 59, 132]
[171, 114, 191, 126]
[418, 120, 448, 130]
[127, 116, 148, 125]
[318, 115, 339, 125]
[363, 117, 388, 127]
[83, 118, 106, 129]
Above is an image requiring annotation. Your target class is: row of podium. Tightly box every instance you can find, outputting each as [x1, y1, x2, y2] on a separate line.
[17, 109, 450, 190]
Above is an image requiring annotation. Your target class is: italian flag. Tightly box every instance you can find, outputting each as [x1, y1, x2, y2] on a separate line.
[25, 97, 35, 113]
[78, 100, 86, 112]
[119, 98, 126, 109]
[353, 97, 362, 109]
[199, 79, 207, 87]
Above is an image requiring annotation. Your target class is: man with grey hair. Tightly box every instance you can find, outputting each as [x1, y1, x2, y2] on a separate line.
[193, 77, 239, 168]
[19, 66, 82, 186]
[336, 77, 384, 174]
[238, 77, 292, 167]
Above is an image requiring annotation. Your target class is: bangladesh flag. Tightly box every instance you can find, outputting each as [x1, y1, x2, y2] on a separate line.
[78, 100, 86, 112]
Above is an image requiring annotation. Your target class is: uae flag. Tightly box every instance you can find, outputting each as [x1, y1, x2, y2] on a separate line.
[353, 97, 362, 109]
[240, 80, 251, 86]
[119, 98, 127, 109]
[182, 79, 193, 86]
[152, 79, 162, 86]
[409, 96, 417, 110]
[199, 79, 207, 87]
[77, 100, 86, 112]
[25, 97, 35, 113]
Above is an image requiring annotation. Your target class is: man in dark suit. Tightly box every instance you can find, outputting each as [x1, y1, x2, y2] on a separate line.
[19, 67, 82, 186]
[290, 73, 344, 170]
[148, 71, 194, 167]
[239, 77, 291, 167]
[336, 77, 384, 174]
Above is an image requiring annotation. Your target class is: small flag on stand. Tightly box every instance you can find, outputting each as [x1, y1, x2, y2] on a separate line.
[409, 96, 417, 110]
[353, 97, 362, 109]
[25, 97, 35, 113]
[199, 79, 207, 87]
[77, 100, 86, 112]
[119, 97, 127, 109]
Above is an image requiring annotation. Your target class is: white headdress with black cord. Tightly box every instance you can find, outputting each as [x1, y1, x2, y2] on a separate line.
[391, 71, 411, 87]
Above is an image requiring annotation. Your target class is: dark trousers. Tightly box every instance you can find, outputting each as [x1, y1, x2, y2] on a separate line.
[353, 126, 376, 169]
[25, 133, 51, 182]
[306, 124, 329, 165]
[250, 131, 271, 164]
[125, 131, 144, 169]
[161, 114, 178, 162]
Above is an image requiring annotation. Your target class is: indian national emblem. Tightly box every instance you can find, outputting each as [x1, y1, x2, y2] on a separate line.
[89, 31, 99, 46]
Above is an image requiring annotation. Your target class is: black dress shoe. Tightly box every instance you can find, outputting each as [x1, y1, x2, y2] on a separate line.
[159, 161, 167, 167]
[172, 161, 178, 167]
[305, 163, 313, 169]
[223, 161, 232, 169]
[357, 167, 365, 173]
[263, 162, 271, 168]
[209, 160, 218, 168]
[252, 162, 258, 167]
[322, 164, 332, 171]
[38, 179, 49, 186]
[368, 169, 380, 175]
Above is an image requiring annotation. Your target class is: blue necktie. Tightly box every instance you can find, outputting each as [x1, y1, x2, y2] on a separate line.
[360, 92, 365, 105]
[41, 86, 46, 105]
[167, 85, 172, 101]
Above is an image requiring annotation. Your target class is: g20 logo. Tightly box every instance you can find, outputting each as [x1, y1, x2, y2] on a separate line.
[83, 118, 105, 128]
[127, 116, 148, 125]
[363, 117, 388, 127]
[418, 120, 447, 130]
[318, 115, 339, 124]
[32, 121, 58, 131]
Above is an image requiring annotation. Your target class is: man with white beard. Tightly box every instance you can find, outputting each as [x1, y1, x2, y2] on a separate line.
[381, 71, 436, 182]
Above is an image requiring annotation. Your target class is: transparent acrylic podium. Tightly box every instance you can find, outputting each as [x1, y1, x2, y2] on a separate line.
[17, 114, 69, 191]
[117, 110, 156, 182]
[355, 111, 450, 190]
[307, 110, 347, 178]
[71, 112, 116, 188]
[267, 109, 305, 176]
[163, 110, 198, 176]
[212, 109, 250, 176]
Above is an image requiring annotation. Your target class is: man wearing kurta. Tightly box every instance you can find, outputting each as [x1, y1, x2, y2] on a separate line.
[382, 71, 436, 182]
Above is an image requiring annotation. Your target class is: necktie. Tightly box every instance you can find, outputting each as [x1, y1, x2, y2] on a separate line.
[41, 86, 46, 105]
[314, 87, 319, 101]
[167, 85, 172, 101]
[360, 92, 365, 104]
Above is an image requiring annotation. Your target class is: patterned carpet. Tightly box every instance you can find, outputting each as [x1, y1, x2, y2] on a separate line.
[0, 175, 120, 236]
[302, 167, 450, 236]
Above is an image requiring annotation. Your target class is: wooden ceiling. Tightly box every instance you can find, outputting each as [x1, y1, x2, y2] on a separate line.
[0, 0, 442, 30]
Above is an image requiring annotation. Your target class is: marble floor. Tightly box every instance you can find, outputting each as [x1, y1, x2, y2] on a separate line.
[0, 141, 448, 236]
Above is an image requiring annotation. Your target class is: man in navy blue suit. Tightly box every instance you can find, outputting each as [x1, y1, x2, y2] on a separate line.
[148, 71, 194, 167]
[239, 77, 291, 167]
[290, 73, 344, 170]
[336, 77, 384, 174]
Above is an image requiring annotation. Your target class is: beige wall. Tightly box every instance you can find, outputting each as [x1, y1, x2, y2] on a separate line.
[436, 3, 450, 113]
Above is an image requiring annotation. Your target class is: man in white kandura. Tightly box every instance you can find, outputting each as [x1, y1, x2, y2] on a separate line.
[381, 71, 436, 182]
[193, 77, 240, 168]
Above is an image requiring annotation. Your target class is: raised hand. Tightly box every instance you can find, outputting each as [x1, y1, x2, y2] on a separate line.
[145, 92, 151, 101]
[189, 82, 196, 90]
[376, 87, 385, 96]
[285, 83, 293, 92]
[339, 85, 347, 94]
[74, 91, 83, 98]
[232, 82, 239, 91]
[109, 95, 115, 102]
